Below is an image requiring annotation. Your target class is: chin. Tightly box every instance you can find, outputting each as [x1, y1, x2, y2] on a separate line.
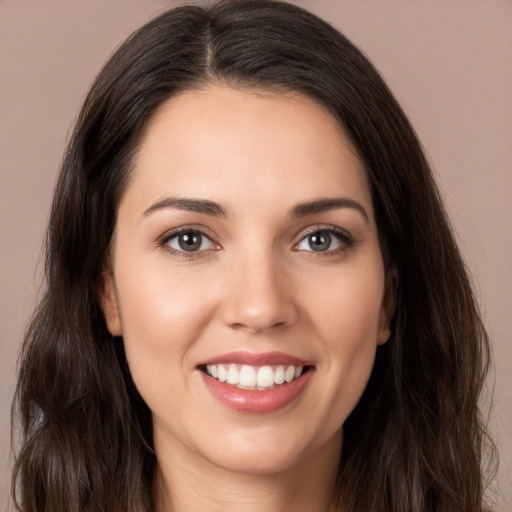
[205, 447, 306, 476]
[198, 425, 339, 477]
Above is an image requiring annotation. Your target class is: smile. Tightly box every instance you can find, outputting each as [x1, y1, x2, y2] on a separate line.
[197, 352, 314, 413]
[203, 364, 305, 390]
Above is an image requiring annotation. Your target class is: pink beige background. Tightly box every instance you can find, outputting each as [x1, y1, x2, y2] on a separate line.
[0, 1, 510, 510]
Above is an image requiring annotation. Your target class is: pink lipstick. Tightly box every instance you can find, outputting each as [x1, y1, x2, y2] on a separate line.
[197, 351, 313, 413]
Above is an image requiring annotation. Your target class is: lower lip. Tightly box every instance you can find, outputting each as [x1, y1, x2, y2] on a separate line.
[200, 370, 313, 413]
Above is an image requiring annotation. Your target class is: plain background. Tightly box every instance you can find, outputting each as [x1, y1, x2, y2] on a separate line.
[0, 0, 510, 510]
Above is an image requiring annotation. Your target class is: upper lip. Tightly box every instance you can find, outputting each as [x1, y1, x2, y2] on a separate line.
[197, 351, 312, 367]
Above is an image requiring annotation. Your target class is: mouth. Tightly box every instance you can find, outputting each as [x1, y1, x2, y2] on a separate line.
[197, 352, 314, 413]
[199, 363, 310, 390]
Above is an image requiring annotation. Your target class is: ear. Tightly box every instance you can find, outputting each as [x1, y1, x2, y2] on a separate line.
[377, 268, 397, 345]
[97, 268, 122, 336]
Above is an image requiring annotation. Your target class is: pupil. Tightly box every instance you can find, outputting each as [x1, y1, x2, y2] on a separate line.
[309, 232, 331, 251]
[178, 232, 201, 251]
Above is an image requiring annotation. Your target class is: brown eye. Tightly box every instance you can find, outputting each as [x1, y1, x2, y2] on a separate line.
[165, 230, 215, 253]
[178, 232, 202, 251]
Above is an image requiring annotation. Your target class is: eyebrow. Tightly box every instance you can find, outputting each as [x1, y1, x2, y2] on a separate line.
[143, 196, 228, 217]
[143, 195, 369, 223]
[289, 197, 369, 223]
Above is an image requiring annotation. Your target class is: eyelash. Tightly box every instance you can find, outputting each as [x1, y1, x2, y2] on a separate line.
[158, 225, 355, 259]
[293, 225, 355, 257]
[158, 227, 219, 260]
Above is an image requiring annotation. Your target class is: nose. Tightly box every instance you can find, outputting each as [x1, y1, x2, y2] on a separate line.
[220, 249, 298, 334]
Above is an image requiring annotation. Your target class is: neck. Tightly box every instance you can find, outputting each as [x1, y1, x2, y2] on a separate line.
[154, 431, 342, 512]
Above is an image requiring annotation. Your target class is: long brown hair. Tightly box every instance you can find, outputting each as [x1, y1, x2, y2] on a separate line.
[11, 1, 495, 510]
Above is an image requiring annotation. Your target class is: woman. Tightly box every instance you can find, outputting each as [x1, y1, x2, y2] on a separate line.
[11, 1, 495, 511]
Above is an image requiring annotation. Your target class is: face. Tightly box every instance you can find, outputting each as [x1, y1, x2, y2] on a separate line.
[100, 85, 394, 476]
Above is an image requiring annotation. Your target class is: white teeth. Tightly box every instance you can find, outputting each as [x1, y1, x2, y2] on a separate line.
[274, 365, 285, 385]
[205, 363, 305, 389]
[284, 365, 295, 383]
[257, 366, 274, 387]
[206, 364, 218, 379]
[239, 365, 256, 387]
[218, 365, 227, 382]
[227, 365, 239, 385]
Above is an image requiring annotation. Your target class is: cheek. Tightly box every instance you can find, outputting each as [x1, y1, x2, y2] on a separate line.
[114, 261, 220, 389]
[298, 263, 384, 416]
[300, 262, 385, 349]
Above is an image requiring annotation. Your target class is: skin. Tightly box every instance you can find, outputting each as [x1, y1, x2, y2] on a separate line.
[100, 85, 395, 512]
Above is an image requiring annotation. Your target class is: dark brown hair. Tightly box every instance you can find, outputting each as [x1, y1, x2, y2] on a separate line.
[11, 1, 495, 510]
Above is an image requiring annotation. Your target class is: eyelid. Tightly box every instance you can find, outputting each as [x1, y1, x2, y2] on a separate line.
[158, 225, 221, 257]
[292, 224, 354, 253]
[156, 223, 354, 258]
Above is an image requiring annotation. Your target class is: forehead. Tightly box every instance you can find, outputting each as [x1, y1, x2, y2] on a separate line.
[123, 85, 372, 218]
